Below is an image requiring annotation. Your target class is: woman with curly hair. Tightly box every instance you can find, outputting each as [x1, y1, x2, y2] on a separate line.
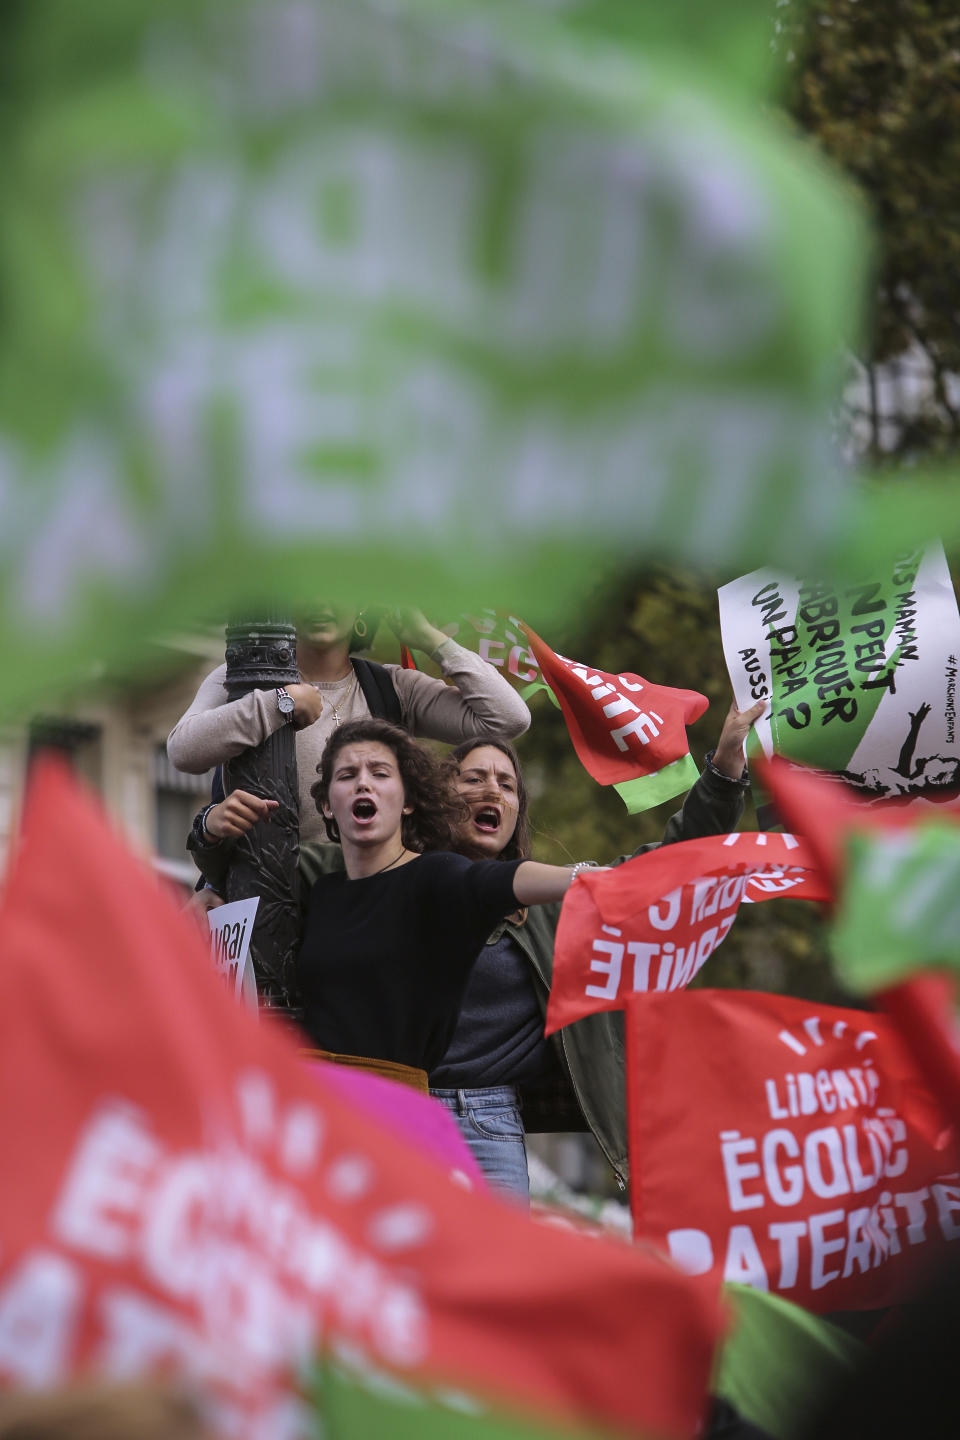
[292, 718, 580, 1090]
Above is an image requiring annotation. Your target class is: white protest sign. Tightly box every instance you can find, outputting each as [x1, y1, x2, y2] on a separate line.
[209, 897, 260, 1012]
[719, 543, 960, 803]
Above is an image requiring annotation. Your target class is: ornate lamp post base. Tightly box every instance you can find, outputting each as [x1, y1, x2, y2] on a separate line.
[223, 618, 301, 1015]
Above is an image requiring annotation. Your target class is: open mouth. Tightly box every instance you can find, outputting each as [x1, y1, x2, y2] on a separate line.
[473, 807, 501, 833]
[352, 798, 377, 821]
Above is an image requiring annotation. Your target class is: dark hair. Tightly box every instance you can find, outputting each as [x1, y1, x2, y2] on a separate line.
[312, 718, 464, 852]
[446, 738, 531, 861]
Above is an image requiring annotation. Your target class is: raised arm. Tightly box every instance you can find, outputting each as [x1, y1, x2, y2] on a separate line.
[657, 699, 762, 849]
[387, 609, 531, 744]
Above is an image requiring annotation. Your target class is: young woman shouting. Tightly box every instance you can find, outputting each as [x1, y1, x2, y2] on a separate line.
[428, 700, 762, 1199]
[292, 719, 584, 1090]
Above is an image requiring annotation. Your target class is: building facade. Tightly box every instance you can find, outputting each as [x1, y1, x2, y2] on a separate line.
[0, 639, 219, 894]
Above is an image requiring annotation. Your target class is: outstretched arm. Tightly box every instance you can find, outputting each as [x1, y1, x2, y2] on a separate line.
[512, 700, 766, 903]
[511, 860, 579, 907]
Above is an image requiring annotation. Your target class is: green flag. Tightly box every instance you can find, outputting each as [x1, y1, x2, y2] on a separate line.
[715, 1284, 864, 1440]
[311, 1354, 621, 1440]
[0, 0, 866, 716]
[832, 824, 960, 993]
[759, 752, 960, 995]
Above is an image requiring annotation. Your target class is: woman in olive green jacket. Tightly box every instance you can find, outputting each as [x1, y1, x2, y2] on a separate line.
[430, 706, 758, 1198]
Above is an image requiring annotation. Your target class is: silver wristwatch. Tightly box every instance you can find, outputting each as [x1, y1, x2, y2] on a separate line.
[276, 686, 296, 722]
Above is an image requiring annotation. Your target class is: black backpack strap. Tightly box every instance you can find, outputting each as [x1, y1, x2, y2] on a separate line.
[351, 656, 403, 726]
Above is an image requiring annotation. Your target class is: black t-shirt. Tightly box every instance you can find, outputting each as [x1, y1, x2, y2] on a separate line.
[297, 851, 524, 1070]
[429, 931, 556, 1088]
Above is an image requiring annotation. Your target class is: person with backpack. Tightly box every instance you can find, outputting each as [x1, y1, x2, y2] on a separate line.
[167, 604, 530, 842]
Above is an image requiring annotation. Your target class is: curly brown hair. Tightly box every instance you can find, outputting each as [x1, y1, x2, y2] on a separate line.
[446, 738, 531, 861]
[312, 719, 465, 853]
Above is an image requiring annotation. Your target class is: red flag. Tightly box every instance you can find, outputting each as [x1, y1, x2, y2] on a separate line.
[0, 759, 724, 1439]
[626, 990, 960, 1314]
[757, 756, 925, 889]
[546, 832, 828, 1035]
[761, 757, 960, 1121]
[520, 625, 709, 812]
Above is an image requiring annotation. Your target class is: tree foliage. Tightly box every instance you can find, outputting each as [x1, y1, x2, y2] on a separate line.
[519, 568, 852, 1007]
[519, 1, 960, 1007]
[784, 0, 960, 459]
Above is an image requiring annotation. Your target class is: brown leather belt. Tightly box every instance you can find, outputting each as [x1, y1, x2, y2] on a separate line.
[301, 1048, 429, 1094]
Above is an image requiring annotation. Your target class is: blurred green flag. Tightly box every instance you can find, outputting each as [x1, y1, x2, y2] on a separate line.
[312, 1356, 619, 1440]
[716, 1284, 864, 1440]
[0, 0, 866, 711]
[832, 824, 960, 993]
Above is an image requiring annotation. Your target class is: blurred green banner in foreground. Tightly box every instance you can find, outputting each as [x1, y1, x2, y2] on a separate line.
[0, 0, 867, 710]
[833, 823, 960, 993]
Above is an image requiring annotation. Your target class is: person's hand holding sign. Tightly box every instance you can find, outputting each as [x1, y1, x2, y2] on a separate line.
[711, 698, 766, 779]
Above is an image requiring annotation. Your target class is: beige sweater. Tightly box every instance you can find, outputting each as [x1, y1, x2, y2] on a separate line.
[167, 639, 530, 841]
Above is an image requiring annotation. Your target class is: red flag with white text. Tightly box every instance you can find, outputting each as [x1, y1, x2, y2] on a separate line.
[0, 760, 724, 1439]
[760, 755, 960, 1124]
[626, 989, 960, 1313]
[521, 625, 710, 812]
[546, 831, 828, 1035]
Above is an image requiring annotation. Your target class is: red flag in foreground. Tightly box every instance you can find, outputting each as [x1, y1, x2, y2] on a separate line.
[546, 832, 828, 1035]
[520, 626, 710, 813]
[626, 990, 960, 1314]
[0, 761, 724, 1439]
[760, 757, 960, 1128]
[756, 756, 923, 888]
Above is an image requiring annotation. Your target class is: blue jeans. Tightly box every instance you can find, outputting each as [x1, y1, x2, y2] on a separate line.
[430, 1085, 529, 1205]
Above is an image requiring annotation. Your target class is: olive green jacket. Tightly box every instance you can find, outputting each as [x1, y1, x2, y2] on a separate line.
[501, 760, 747, 1190]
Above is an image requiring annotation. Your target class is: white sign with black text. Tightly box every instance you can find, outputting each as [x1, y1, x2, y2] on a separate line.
[209, 897, 260, 1013]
